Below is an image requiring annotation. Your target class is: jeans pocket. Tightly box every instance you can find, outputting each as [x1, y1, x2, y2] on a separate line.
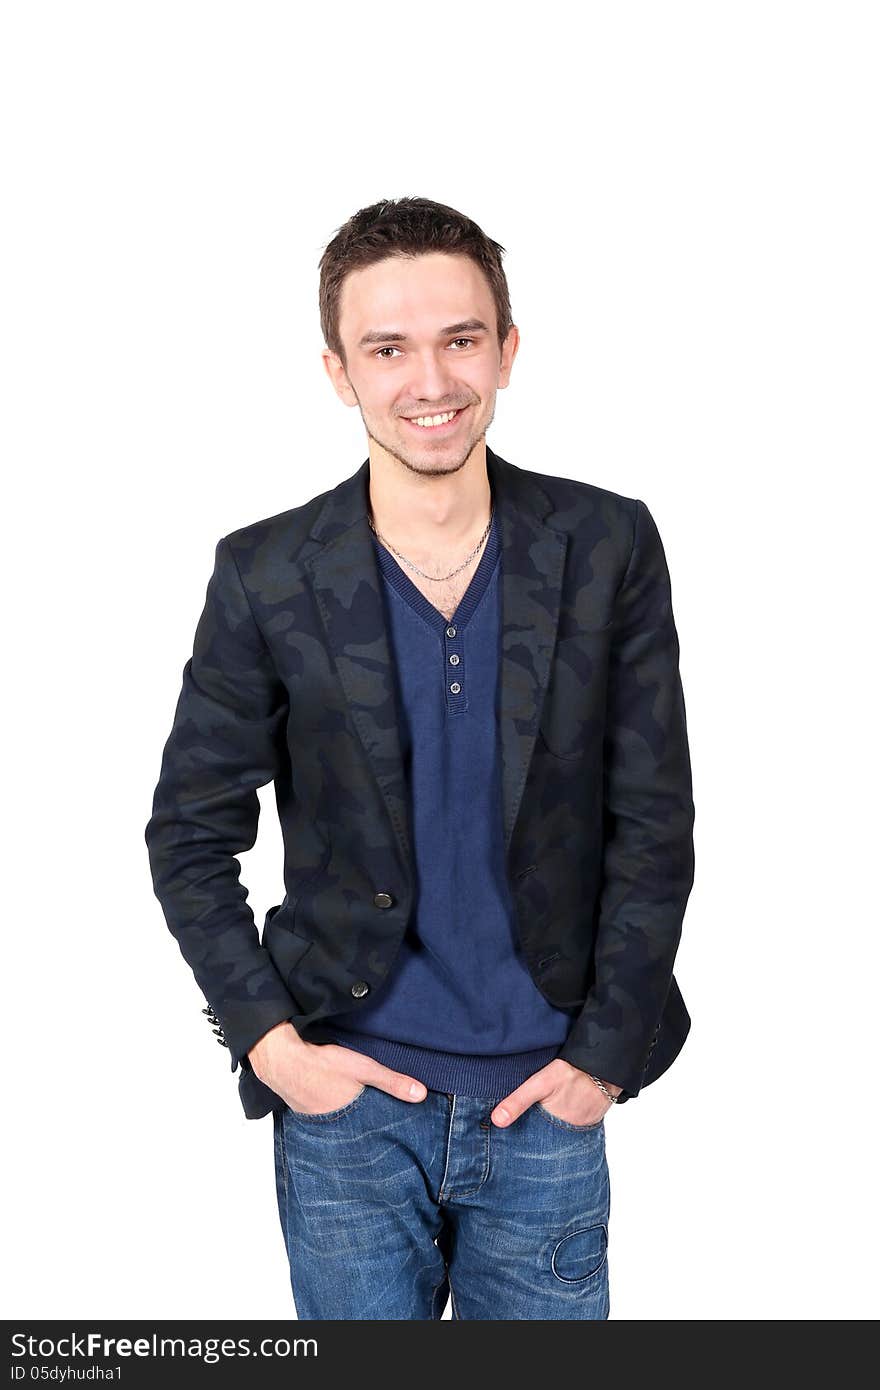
[286, 1083, 370, 1122]
[535, 1100, 605, 1132]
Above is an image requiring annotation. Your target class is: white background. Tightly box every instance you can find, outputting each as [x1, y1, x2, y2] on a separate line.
[2, 1, 877, 1321]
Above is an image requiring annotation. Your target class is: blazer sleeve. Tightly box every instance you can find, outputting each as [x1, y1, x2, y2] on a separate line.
[144, 535, 299, 1072]
[556, 498, 696, 1098]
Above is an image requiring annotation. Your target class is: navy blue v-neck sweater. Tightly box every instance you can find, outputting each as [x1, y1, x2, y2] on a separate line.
[305, 507, 578, 1097]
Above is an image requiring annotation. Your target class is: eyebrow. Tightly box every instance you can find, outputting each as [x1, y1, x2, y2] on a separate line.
[357, 319, 490, 349]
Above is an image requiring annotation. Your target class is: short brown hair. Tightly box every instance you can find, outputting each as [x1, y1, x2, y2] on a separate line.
[319, 196, 514, 370]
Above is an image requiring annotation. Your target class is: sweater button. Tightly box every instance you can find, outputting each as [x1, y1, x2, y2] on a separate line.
[351, 981, 370, 998]
[373, 891, 393, 909]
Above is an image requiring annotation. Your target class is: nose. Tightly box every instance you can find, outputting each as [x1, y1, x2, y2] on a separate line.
[406, 350, 459, 406]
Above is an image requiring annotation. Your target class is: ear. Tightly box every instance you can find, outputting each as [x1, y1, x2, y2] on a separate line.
[497, 324, 520, 388]
[322, 347, 359, 406]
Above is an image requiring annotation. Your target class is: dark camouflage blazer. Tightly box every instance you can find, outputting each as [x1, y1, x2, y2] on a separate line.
[145, 445, 696, 1119]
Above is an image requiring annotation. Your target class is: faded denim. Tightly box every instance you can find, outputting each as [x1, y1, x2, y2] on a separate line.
[273, 1084, 610, 1320]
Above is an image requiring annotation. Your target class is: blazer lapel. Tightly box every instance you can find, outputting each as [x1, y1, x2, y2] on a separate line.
[487, 448, 568, 856]
[303, 446, 567, 879]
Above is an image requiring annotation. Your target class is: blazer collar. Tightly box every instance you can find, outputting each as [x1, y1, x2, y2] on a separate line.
[303, 445, 568, 878]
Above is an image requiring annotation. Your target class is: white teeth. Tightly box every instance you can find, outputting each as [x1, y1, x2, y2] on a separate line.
[411, 410, 458, 428]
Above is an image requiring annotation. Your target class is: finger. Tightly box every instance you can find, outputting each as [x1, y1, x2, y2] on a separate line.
[359, 1061, 428, 1102]
[323, 1046, 427, 1101]
[490, 1080, 545, 1126]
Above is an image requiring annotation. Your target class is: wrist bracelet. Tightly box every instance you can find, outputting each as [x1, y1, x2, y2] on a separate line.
[589, 1074, 619, 1103]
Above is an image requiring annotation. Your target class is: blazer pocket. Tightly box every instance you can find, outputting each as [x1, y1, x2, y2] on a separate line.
[539, 626, 613, 761]
[263, 903, 315, 990]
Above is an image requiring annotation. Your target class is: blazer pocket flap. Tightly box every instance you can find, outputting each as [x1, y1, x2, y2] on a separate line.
[263, 903, 314, 985]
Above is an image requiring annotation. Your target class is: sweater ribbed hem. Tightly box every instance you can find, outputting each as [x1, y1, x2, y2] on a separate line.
[303, 1023, 566, 1099]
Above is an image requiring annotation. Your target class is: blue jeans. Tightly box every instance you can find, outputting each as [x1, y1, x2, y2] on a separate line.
[272, 1083, 611, 1319]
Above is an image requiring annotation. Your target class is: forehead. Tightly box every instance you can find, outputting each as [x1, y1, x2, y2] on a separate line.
[338, 252, 496, 342]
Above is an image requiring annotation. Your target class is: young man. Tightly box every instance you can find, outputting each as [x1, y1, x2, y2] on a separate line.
[145, 196, 696, 1320]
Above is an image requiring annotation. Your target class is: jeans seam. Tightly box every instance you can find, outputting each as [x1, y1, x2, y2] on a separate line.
[446, 1119, 491, 1198]
[429, 1271, 447, 1319]
[448, 1270, 459, 1319]
[277, 1112, 292, 1258]
[438, 1093, 456, 1201]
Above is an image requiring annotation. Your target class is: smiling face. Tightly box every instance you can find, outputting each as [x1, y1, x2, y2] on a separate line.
[323, 252, 519, 478]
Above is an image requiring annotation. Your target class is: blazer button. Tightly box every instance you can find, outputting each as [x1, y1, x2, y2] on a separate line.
[351, 981, 370, 998]
[373, 891, 393, 909]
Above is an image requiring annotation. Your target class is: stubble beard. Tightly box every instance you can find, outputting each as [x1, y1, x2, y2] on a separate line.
[361, 401, 495, 479]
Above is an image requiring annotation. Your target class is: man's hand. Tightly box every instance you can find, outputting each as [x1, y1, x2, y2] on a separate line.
[490, 1058, 623, 1128]
[248, 1022, 428, 1113]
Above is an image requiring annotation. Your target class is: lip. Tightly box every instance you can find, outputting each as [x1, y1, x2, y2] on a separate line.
[401, 405, 469, 435]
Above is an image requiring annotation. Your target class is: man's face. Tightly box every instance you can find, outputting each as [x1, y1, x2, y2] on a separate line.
[324, 252, 519, 477]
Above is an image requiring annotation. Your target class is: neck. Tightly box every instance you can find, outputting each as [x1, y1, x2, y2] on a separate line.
[367, 437, 492, 555]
